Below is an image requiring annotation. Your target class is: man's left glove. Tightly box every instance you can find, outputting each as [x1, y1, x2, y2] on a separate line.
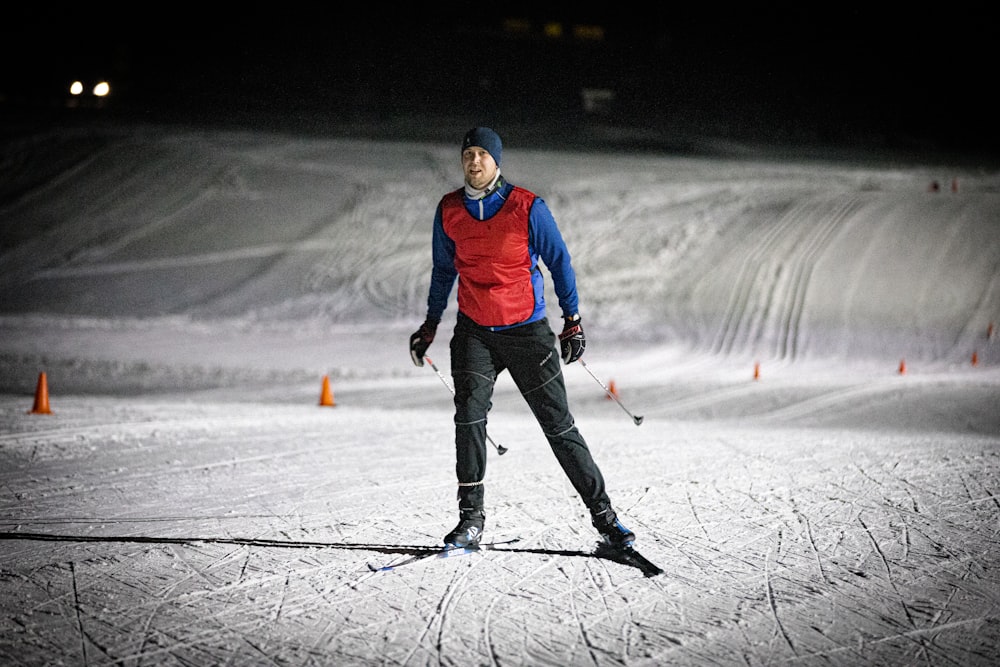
[558, 314, 586, 364]
[409, 318, 439, 366]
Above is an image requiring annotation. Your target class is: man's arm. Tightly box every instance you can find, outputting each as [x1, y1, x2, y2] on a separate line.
[529, 198, 579, 318]
[427, 205, 458, 321]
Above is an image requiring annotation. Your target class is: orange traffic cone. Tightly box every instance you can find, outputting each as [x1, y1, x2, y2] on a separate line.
[971, 351, 979, 366]
[606, 380, 619, 399]
[898, 359, 907, 375]
[753, 362, 760, 380]
[29, 372, 52, 414]
[319, 375, 336, 407]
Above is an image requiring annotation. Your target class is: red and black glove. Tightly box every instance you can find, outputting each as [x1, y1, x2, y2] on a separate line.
[409, 318, 439, 366]
[558, 314, 585, 364]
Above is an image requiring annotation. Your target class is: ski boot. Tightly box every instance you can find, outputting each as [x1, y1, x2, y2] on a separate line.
[443, 508, 485, 549]
[592, 505, 635, 548]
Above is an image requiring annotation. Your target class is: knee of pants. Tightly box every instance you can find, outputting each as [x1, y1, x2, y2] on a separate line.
[544, 422, 585, 446]
[453, 372, 494, 423]
[532, 403, 574, 435]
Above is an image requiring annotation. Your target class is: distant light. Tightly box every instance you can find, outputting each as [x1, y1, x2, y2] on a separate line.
[502, 18, 532, 35]
[543, 22, 563, 39]
[93, 81, 110, 97]
[70, 81, 84, 95]
[572, 24, 605, 42]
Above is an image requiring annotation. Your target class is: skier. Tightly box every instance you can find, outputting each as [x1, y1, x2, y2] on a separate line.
[409, 127, 635, 551]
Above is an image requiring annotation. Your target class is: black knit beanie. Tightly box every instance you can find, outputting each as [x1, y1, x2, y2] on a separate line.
[461, 127, 502, 166]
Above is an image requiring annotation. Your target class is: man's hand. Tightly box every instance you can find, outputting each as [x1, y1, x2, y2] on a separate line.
[558, 314, 585, 364]
[409, 319, 438, 366]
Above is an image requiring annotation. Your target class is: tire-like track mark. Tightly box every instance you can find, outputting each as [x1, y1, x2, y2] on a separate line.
[392, 559, 479, 666]
[785, 615, 996, 664]
[711, 193, 863, 359]
[858, 514, 916, 625]
[70, 561, 91, 666]
[764, 543, 797, 657]
[776, 195, 864, 360]
[710, 194, 804, 355]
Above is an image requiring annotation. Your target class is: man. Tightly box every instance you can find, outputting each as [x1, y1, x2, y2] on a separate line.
[409, 127, 635, 550]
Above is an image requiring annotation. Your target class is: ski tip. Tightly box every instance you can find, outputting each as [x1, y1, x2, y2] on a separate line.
[641, 562, 665, 577]
[595, 542, 664, 577]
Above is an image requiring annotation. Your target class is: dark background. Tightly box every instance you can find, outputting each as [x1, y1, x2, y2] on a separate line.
[2, 6, 995, 158]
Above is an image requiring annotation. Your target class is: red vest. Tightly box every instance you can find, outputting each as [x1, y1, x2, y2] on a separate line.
[441, 187, 537, 327]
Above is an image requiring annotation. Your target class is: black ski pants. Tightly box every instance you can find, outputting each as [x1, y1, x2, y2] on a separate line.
[449, 313, 610, 515]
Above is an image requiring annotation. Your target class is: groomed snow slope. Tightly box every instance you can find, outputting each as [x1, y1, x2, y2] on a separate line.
[1, 124, 998, 666]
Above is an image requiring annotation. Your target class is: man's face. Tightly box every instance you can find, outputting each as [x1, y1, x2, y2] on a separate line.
[462, 146, 498, 190]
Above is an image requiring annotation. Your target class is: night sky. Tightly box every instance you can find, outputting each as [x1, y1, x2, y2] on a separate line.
[3, 7, 994, 156]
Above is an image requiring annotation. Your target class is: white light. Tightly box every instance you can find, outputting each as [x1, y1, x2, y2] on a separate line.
[93, 81, 110, 97]
[70, 81, 84, 95]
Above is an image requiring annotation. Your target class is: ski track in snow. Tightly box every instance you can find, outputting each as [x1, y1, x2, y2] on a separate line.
[1, 125, 999, 665]
[2, 397, 999, 665]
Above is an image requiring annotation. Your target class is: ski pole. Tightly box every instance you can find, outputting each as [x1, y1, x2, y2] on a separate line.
[579, 359, 644, 426]
[425, 356, 508, 455]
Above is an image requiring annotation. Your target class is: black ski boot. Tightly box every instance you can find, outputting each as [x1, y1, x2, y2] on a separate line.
[591, 505, 635, 548]
[443, 508, 485, 548]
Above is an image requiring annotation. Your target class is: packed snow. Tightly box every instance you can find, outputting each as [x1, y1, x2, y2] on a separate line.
[1, 120, 998, 666]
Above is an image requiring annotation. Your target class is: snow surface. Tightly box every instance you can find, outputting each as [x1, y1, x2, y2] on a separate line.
[1, 121, 999, 666]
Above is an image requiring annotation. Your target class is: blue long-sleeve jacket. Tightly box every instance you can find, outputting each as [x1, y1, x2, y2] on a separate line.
[426, 179, 579, 330]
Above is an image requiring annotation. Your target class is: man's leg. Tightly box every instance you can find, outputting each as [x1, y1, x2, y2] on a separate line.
[499, 321, 610, 511]
[445, 317, 498, 545]
[499, 321, 636, 546]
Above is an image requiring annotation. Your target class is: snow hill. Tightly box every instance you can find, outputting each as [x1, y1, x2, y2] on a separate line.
[2, 120, 1000, 666]
[1, 123, 997, 418]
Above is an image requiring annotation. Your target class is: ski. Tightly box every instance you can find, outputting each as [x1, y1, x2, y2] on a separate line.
[595, 543, 664, 577]
[367, 538, 662, 577]
[367, 538, 520, 572]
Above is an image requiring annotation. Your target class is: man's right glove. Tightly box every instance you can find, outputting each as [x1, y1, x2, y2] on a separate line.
[409, 318, 438, 366]
[558, 314, 586, 364]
